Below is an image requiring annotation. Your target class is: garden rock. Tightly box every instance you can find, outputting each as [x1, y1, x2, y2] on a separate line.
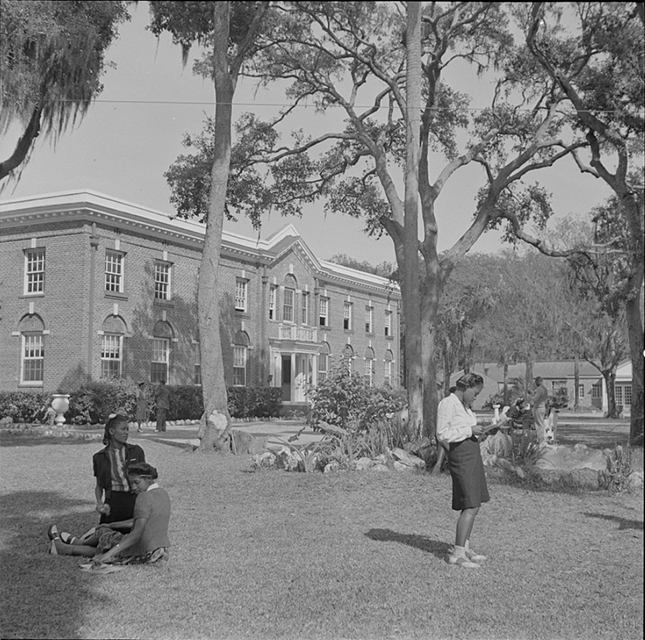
[627, 471, 644, 491]
[536, 443, 608, 473]
[230, 429, 266, 455]
[1, 416, 13, 425]
[568, 468, 601, 490]
[323, 461, 340, 473]
[355, 457, 373, 471]
[393, 461, 417, 472]
[391, 448, 425, 470]
[275, 447, 299, 471]
[371, 464, 389, 472]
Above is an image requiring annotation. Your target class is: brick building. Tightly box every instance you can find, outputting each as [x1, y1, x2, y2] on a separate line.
[0, 191, 401, 408]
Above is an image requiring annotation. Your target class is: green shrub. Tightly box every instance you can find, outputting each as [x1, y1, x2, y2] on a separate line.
[227, 387, 282, 419]
[0, 391, 50, 423]
[163, 386, 203, 421]
[308, 364, 406, 432]
[68, 379, 139, 424]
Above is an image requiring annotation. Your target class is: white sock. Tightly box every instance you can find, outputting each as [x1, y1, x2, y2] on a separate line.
[453, 545, 467, 558]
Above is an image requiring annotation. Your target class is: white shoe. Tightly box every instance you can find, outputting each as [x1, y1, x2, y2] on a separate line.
[447, 554, 480, 568]
[466, 549, 488, 563]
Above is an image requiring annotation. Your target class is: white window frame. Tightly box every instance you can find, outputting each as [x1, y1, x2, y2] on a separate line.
[233, 345, 247, 386]
[343, 302, 353, 330]
[21, 333, 44, 384]
[384, 310, 392, 337]
[301, 292, 309, 325]
[105, 250, 124, 293]
[624, 385, 632, 406]
[592, 382, 602, 398]
[577, 383, 584, 399]
[364, 358, 374, 387]
[154, 262, 172, 301]
[384, 359, 393, 386]
[151, 338, 169, 383]
[24, 248, 45, 295]
[268, 285, 277, 320]
[283, 287, 295, 323]
[365, 305, 374, 333]
[614, 384, 623, 406]
[319, 297, 329, 327]
[101, 334, 122, 379]
[235, 278, 248, 312]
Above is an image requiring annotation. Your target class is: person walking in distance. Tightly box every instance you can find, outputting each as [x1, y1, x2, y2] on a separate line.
[154, 380, 170, 432]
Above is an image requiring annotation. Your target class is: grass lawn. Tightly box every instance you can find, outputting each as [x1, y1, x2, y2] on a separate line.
[0, 437, 643, 640]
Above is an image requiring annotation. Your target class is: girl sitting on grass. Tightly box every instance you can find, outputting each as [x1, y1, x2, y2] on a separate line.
[48, 462, 171, 567]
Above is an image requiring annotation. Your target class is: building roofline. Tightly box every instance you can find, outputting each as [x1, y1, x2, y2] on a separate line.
[0, 190, 400, 297]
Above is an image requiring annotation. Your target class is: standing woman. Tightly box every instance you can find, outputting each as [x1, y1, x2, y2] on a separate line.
[135, 382, 148, 433]
[437, 373, 501, 569]
[93, 414, 146, 529]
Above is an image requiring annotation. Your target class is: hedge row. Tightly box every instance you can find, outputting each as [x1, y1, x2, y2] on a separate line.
[0, 382, 283, 425]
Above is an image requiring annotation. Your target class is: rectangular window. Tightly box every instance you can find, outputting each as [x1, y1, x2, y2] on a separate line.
[154, 262, 172, 301]
[551, 380, 567, 391]
[577, 384, 584, 399]
[384, 360, 392, 386]
[319, 297, 329, 327]
[194, 343, 202, 386]
[318, 353, 328, 382]
[235, 278, 248, 312]
[101, 334, 122, 378]
[614, 384, 623, 405]
[233, 346, 247, 386]
[21, 334, 44, 383]
[343, 302, 353, 330]
[268, 285, 277, 320]
[283, 288, 295, 322]
[301, 292, 309, 325]
[105, 251, 124, 293]
[151, 338, 169, 383]
[624, 385, 632, 406]
[364, 359, 373, 387]
[24, 248, 45, 294]
[592, 382, 602, 398]
[384, 310, 392, 337]
[365, 306, 373, 333]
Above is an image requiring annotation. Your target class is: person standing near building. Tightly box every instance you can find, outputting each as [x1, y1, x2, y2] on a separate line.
[530, 376, 549, 444]
[154, 380, 170, 432]
[135, 382, 148, 433]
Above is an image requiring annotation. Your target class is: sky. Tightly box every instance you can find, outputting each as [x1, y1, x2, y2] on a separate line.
[0, 2, 614, 265]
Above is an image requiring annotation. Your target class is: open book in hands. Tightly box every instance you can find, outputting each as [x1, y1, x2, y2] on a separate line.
[481, 406, 511, 433]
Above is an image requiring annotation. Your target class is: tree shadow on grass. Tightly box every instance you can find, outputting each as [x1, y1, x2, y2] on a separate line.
[0, 434, 97, 447]
[583, 512, 644, 531]
[365, 528, 451, 560]
[0, 490, 112, 639]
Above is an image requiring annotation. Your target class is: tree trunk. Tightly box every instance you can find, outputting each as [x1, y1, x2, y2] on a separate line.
[625, 292, 644, 444]
[503, 361, 509, 406]
[197, 1, 234, 452]
[525, 360, 534, 394]
[603, 369, 618, 419]
[574, 355, 580, 411]
[402, 1, 423, 438]
[420, 267, 440, 440]
[0, 105, 42, 181]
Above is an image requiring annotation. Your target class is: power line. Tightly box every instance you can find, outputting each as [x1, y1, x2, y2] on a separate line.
[55, 97, 630, 115]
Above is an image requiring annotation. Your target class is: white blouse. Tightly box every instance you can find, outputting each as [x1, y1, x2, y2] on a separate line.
[437, 393, 476, 445]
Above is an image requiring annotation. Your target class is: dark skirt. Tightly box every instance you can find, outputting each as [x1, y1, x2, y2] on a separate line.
[448, 436, 489, 511]
[100, 490, 136, 524]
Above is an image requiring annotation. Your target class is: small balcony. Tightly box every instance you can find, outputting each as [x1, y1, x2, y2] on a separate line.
[278, 324, 317, 343]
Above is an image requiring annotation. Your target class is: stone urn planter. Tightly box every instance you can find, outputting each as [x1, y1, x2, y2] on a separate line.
[51, 394, 70, 426]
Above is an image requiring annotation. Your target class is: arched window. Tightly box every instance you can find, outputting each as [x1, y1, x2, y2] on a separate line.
[384, 349, 394, 386]
[364, 347, 375, 387]
[342, 344, 354, 372]
[233, 330, 250, 387]
[151, 320, 173, 383]
[318, 341, 331, 382]
[101, 315, 127, 379]
[18, 314, 45, 385]
[283, 274, 297, 323]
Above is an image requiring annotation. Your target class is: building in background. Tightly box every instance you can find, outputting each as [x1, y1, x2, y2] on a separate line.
[0, 191, 401, 411]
